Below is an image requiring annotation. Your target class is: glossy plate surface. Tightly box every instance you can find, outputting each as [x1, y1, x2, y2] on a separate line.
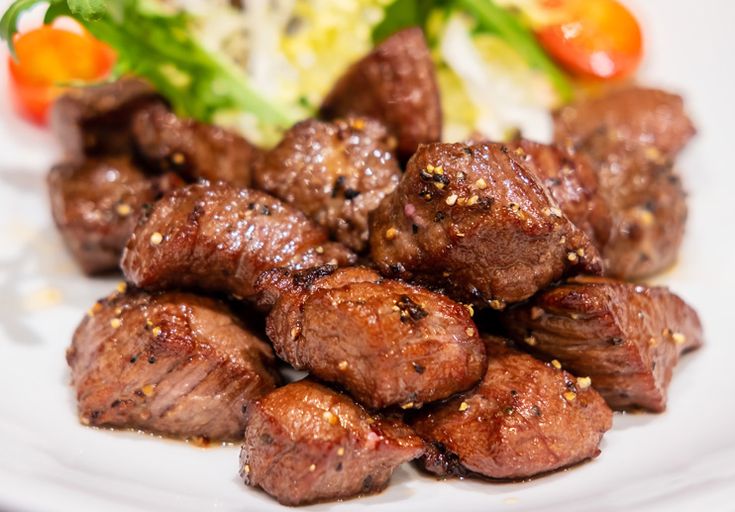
[1, 1, 734, 510]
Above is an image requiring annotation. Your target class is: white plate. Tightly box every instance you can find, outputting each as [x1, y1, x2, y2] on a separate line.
[1, 1, 734, 511]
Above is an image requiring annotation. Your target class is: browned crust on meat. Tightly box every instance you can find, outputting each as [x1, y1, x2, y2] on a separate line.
[67, 289, 279, 440]
[320, 28, 442, 161]
[132, 103, 261, 187]
[48, 156, 183, 275]
[121, 182, 356, 300]
[553, 87, 695, 278]
[410, 336, 612, 479]
[240, 380, 424, 506]
[51, 77, 164, 158]
[255, 117, 401, 251]
[262, 266, 487, 409]
[502, 276, 703, 411]
[369, 142, 603, 307]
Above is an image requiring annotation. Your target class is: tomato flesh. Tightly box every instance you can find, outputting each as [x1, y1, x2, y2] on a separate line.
[7, 24, 115, 124]
[535, 0, 643, 80]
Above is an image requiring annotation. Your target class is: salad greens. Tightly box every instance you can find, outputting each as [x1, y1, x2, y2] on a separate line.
[373, 0, 572, 102]
[371, 0, 435, 44]
[1, 0, 572, 140]
[456, 0, 572, 101]
[0, 0, 294, 128]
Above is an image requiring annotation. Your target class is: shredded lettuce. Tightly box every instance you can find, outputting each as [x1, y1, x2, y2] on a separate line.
[371, 0, 569, 140]
[1, 0, 573, 144]
[373, 0, 572, 102]
[440, 13, 554, 141]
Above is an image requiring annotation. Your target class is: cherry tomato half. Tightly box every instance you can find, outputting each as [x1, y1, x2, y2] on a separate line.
[535, 0, 643, 80]
[7, 23, 115, 124]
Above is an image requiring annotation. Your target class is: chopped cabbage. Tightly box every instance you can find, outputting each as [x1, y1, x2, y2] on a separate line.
[439, 13, 555, 142]
[172, 0, 559, 145]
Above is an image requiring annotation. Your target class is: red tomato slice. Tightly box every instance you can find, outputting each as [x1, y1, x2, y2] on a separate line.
[535, 0, 643, 80]
[7, 23, 115, 124]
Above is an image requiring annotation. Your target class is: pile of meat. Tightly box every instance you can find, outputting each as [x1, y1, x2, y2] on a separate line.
[52, 28, 702, 507]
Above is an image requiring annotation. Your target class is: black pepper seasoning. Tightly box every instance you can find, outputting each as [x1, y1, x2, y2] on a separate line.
[332, 176, 346, 198]
[343, 188, 360, 200]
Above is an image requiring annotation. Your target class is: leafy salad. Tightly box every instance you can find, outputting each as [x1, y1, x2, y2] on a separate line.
[0, 0, 643, 145]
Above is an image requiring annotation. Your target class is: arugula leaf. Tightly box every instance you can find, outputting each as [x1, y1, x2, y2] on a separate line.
[456, 0, 573, 101]
[372, 0, 440, 44]
[67, 0, 107, 21]
[1, 0, 293, 134]
[0, 0, 54, 56]
[44, 1, 73, 24]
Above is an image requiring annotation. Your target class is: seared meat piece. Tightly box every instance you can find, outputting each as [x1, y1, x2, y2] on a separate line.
[255, 117, 401, 252]
[502, 276, 703, 411]
[121, 182, 356, 300]
[132, 103, 261, 187]
[504, 140, 611, 248]
[554, 87, 695, 278]
[320, 28, 442, 161]
[410, 336, 612, 480]
[369, 142, 602, 309]
[573, 134, 688, 279]
[554, 87, 696, 161]
[253, 263, 378, 312]
[259, 266, 486, 409]
[51, 77, 164, 158]
[240, 379, 424, 506]
[67, 289, 279, 440]
[48, 156, 183, 275]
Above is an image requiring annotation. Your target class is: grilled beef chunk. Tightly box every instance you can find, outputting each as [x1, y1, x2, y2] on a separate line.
[51, 77, 164, 158]
[240, 379, 424, 506]
[258, 266, 486, 409]
[67, 289, 279, 440]
[369, 142, 602, 309]
[48, 156, 183, 275]
[554, 88, 695, 278]
[410, 336, 612, 479]
[121, 182, 356, 300]
[554, 87, 696, 160]
[502, 276, 703, 411]
[320, 28, 441, 161]
[132, 103, 261, 187]
[254, 117, 401, 252]
[572, 134, 688, 279]
[504, 140, 611, 248]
